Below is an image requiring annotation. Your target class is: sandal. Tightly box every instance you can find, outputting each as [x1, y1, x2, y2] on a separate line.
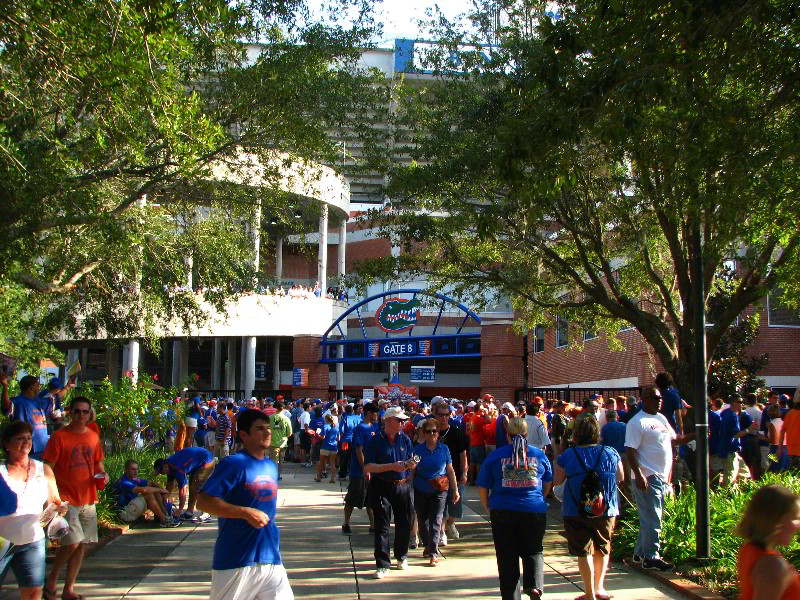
[62, 595, 86, 600]
[523, 588, 542, 600]
[429, 554, 438, 566]
[43, 587, 57, 600]
[596, 594, 613, 600]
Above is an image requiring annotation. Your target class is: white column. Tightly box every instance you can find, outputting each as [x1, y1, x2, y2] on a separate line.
[275, 235, 283, 283]
[122, 345, 129, 376]
[125, 339, 140, 384]
[244, 336, 256, 401]
[252, 198, 262, 273]
[171, 340, 181, 388]
[184, 254, 193, 290]
[212, 339, 223, 390]
[318, 203, 328, 292]
[225, 338, 237, 392]
[239, 336, 247, 392]
[272, 338, 281, 391]
[338, 218, 346, 280]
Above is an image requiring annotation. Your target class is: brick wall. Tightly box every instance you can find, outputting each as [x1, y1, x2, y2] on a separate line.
[480, 322, 526, 404]
[747, 297, 800, 377]
[292, 335, 329, 399]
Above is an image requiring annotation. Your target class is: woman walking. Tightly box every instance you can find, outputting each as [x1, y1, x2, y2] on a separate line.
[556, 414, 623, 600]
[737, 483, 800, 599]
[412, 419, 459, 565]
[316, 414, 339, 483]
[477, 417, 552, 600]
[0, 421, 66, 600]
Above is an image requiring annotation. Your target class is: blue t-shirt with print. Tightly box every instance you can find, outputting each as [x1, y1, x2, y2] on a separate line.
[557, 445, 621, 518]
[166, 447, 213, 488]
[201, 452, 281, 570]
[477, 444, 552, 513]
[8, 394, 52, 454]
[118, 475, 149, 508]
[412, 442, 452, 494]
[322, 424, 339, 451]
[600, 421, 627, 456]
[340, 414, 362, 443]
[660, 386, 682, 432]
[349, 422, 380, 478]
[364, 430, 414, 481]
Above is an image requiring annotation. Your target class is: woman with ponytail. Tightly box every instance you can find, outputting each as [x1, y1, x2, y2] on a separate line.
[477, 417, 552, 600]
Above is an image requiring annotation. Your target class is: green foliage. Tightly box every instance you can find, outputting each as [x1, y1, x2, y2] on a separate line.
[613, 474, 800, 597]
[81, 375, 181, 452]
[95, 446, 169, 526]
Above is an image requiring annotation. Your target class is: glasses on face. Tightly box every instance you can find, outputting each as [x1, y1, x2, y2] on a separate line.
[72, 408, 90, 415]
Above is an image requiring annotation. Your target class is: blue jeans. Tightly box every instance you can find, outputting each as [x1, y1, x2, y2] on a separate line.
[0, 537, 46, 588]
[632, 473, 667, 560]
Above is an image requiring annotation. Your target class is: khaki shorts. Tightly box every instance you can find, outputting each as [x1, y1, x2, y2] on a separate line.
[214, 443, 230, 461]
[62, 504, 98, 545]
[267, 447, 284, 464]
[119, 495, 147, 523]
[563, 515, 616, 556]
[319, 448, 336, 457]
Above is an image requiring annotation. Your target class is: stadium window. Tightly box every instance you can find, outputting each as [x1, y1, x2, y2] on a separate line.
[584, 329, 597, 341]
[533, 325, 545, 353]
[768, 287, 800, 328]
[556, 315, 568, 348]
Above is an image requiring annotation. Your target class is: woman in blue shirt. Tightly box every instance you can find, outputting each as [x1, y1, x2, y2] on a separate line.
[316, 414, 339, 483]
[477, 417, 552, 600]
[413, 419, 459, 566]
[556, 414, 623, 600]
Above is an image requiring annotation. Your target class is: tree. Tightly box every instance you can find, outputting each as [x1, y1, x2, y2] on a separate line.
[0, 0, 386, 348]
[354, 0, 799, 406]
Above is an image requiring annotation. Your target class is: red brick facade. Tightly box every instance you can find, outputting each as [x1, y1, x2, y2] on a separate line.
[292, 335, 329, 399]
[480, 322, 526, 404]
[747, 298, 800, 379]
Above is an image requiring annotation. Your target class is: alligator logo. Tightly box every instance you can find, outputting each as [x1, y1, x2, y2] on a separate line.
[375, 298, 421, 333]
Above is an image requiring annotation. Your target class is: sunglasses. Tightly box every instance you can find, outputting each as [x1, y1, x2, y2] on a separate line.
[424, 430, 438, 434]
[72, 408, 90, 414]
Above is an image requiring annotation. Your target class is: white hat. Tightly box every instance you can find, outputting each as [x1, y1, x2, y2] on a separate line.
[467, 401, 476, 407]
[431, 396, 446, 405]
[502, 402, 517, 414]
[383, 406, 409, 420]
[184, 417, 198, 428]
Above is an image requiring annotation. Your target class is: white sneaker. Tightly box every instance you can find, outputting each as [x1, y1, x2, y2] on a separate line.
[440, 531, 448, 546]
[374, 567, 389, 579]
[446, 523, 459, 539]
[396, 558, 408, 570]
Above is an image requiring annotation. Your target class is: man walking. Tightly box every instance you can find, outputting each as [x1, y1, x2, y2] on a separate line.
[267, 401, 292, 479]
[197, 409, 294, 600]
[43, 396, 106, 600]
[3, 375, 68, 460]
[342, 403, 379, 535]
[364, 406, 415, 579]
[624, 385, 694, 571]
[717, 394, 752, 486]
[433, 402, 468, 543]
[214, 402, 233, 460]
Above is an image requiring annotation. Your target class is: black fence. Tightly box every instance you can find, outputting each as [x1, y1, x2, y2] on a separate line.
[199, 390, 293, 402]
[516, 386, 643, 406]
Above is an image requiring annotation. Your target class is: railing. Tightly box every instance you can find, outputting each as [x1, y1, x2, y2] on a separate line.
[201, 389, 293, 402]
[516, 386, 643, 406]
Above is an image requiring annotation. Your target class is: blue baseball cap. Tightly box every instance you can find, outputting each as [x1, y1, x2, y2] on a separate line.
[48, 378, 63, 389]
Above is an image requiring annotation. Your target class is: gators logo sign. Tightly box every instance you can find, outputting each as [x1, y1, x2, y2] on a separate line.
[375, 298, 420, 333]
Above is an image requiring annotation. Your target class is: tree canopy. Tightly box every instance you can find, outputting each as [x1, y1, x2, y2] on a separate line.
[1, 0, 386, 353]
[355, 0, 799, 401]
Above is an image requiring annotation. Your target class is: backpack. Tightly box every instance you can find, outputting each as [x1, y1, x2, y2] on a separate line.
[551, 414, 567, 443]
[568, 447, 608, 518]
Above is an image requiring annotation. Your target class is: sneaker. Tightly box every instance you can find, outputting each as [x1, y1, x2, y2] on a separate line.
[178, 511, 194, 521]
[409, 538, 418, 550]
[440, 532, 447, 546]
[342, 524, 352, 535]
[160, 518, 181, 528]
[191, 513, 212, 523]
[396, 558, 408, 570]
[374, 567, 389, 579]
[446, 523, 459, 539]
[632, 554, 643, 564]
[643, 557, 674, 571]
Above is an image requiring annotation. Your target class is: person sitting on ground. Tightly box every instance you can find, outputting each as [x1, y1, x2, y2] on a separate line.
[118, 459, 179, 527]
[736, 483, 800, 600]
[154, 447, 216, 523]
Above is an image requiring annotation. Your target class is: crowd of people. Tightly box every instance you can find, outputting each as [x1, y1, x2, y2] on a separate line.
[257, 282, 349, 302]
[2, 369, 800, 600]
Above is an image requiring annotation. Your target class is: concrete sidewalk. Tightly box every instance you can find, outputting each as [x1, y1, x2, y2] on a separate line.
[0, 462, 687, 599]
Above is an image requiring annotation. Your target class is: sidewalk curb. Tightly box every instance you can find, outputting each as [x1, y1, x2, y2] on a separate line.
[623, 559, 726, 600]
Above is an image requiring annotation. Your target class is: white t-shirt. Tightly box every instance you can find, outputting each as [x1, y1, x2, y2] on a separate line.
[525, 415, 551, 449]
[744, 406, 762, 430]
[624, 410, 676, 480]
[0, 460, 48, 544]
[299, 411, 311, 429]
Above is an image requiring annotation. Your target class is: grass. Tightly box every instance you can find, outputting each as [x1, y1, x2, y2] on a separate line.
[612, 472, 800, 598]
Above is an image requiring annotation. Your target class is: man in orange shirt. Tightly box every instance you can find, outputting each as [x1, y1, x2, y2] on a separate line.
[779, 402, 800, 471]
[43, 396, 106, 600]
[466, 405, 488, 484]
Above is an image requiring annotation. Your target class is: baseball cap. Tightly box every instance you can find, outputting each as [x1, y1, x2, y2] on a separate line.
[48, 377, 63, 389]
[501, 402, 517, 414]
[532, 396, 543, 404]
[153, 458, 166, 473]
[383, 406, 409, 420]
[483, 393, 494, 402]
[467, 401, 476, 407]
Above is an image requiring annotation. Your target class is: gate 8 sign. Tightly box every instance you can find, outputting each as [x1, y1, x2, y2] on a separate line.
[380, 341, 418, 357]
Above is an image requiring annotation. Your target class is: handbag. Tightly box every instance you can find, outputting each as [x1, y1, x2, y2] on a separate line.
[430, 475, 449, 492]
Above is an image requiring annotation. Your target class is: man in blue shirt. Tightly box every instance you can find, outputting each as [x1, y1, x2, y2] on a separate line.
[717, 394, 751, 486]
[708, 399, 723, 484]
[364, 406, 415, 579]
[154, 447, 215, 523]
[655, 372, 683, 434]
[338, 403, 362, 480]
[2, 375, 64, 460]
[600, 410, 627, 456]
[342, 403, 379, 535]
[118, 459, 179, 527]
[197, 409, 293, 600]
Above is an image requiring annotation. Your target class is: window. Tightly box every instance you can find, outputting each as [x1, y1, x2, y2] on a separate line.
[584, 329, 597, 341]
[533, 325, 545, 353]
[768, 287, 800, 328]
[556, 315, 568, 348]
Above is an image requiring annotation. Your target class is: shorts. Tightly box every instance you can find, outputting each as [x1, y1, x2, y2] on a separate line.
[267, 447, 284, 464]
[215, 443, 230, 461]
[709, 455, 724, 473]
[445, 483, 465, 519]
[344, 477, 369, 509]
[119, 495, 148, 523]
[469, 445, 486, 466]
[293, 432, 301, 445]
[206, 431, 217, 449]
[210, 563, 294, 600]
[319, 448, 336, 457]
[0, 537, 45, 588]
[62, 504, 99, 545]
[563, 515, 616, 556]
[190, 462, 217, 487]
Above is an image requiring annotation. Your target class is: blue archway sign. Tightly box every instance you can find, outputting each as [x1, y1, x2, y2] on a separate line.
[320, 289, 482, 364]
